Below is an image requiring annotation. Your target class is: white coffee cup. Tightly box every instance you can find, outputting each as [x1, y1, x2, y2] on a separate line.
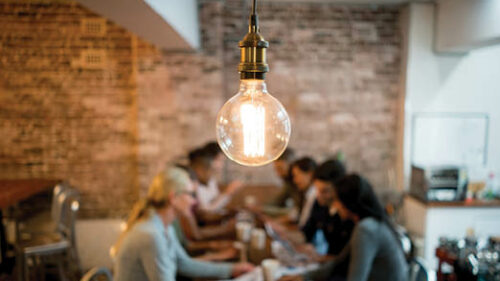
[251, 228, 266, 250]
[236, 222, 252, 242]
[262, 259, 280, 281]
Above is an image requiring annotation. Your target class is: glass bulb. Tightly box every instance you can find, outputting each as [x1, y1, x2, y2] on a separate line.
[216, 79, 291, 166]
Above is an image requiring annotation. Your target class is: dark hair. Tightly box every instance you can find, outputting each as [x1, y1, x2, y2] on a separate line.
[334, 174, 404, 254]
[188, 148, 202, 163]
[188, 148, 212, 168]
[314, 159, 346, 183]
[277, 148, 295, 162]
[291, 157, 317, 173]
[334, 174, 386, 221]
[203, 141, 221, 159]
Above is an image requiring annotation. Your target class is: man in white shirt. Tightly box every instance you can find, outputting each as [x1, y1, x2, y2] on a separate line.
[189, 144, 242, 213]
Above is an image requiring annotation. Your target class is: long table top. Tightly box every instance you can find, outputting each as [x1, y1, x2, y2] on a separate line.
[0, 179, 61, 209]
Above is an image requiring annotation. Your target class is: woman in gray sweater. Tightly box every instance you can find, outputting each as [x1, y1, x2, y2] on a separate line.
[281, 174, 408, 281]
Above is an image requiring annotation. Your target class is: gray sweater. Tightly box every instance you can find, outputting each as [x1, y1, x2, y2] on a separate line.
[304, 217, 408, 281]
[114, 213, 232, 281]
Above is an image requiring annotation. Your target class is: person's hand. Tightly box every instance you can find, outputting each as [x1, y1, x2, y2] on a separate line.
[225, 180, 244, 196]
[278, 275, 303, 281]
[296, 243, 323, 262]
[296, 243, 316, 255]
[231, 262, 255, 277]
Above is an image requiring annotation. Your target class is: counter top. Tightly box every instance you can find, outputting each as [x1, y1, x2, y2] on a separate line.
[406, 194, 500, 208]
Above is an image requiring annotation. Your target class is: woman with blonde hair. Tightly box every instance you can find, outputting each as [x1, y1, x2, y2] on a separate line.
[113, 166, 254, 281]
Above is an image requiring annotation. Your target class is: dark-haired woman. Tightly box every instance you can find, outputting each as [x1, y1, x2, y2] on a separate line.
[290, 157, 317, 227]
[281, 174, 408, 281]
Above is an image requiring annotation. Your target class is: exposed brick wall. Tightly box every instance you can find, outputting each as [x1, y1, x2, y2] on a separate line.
[0, 1, 152, 217]
[0, 0, 403, 217]
[217, 1, 402, 188]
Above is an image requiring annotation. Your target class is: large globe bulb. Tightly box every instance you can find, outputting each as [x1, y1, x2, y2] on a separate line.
[216, 79, 291, 166]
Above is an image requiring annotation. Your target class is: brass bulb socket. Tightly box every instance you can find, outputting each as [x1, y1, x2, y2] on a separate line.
[238, 15, 269, 80]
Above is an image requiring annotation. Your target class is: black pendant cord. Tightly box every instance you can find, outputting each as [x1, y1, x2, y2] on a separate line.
[249, 0, 258, 30]
[239, 0, 268, 80]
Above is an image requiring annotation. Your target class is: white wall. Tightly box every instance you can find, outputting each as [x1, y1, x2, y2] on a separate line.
[436, 0, 500, 53]
[76, 219, 124, 271]
[404, 3, 500, 186]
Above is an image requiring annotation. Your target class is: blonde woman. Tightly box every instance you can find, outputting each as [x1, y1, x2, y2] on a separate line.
[113, 166, 254, 281]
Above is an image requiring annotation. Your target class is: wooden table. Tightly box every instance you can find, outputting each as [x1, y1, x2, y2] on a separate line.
[0, 179, 60, 272]
[0, 179, 61, 209]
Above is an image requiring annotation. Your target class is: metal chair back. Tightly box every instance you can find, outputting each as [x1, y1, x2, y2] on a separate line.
[80, 267, 113, 281]
[51, 182, 70, 230]
[54, 187, 82, 277]
[409, 257, 429, 281]
[53, 188, 78, 234]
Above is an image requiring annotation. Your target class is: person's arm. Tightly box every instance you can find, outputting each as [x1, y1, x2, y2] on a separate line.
[301, 204, 319, 242]
[200, 180, 242, 212]
[301, 235, 352, 281]
[272, 182, 292, 207]
[170, 227, 233, 279]
[346, 223, 379, 281]
[139, 231, 176, 281]
[193, 247, 238, 262]
[197, 218, 236, 240]
[195, 208, 232, 224]
[186, 240, 235, 253]
[178, 209, 235, 241]
[202, 193, 231, 212]
[302, 259, 336, 281]
[177, 209, 203, 240]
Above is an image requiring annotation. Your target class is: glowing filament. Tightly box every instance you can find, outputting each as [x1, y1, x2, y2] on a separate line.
[240, 103, 265, 157]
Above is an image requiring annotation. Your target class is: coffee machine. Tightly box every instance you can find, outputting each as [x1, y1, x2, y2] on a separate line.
[410, 165, 468, 202]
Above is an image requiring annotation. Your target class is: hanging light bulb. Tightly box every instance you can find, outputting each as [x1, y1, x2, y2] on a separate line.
[216, 0, 291, 167]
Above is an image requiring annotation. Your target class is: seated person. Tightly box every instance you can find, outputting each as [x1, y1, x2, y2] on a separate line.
[302, 159, 353, 256]
[189, 145, 242, 214]
[282, 174, 408, 281]
[202, 141, 225, 178]
[290, 157, 317, 227]
[171, 164, 236, 242]
[113, 166, 253, 281]
[262, 148, 301, 216]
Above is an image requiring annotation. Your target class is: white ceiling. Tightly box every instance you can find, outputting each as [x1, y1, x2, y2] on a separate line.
[75, 0, 199, 51]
